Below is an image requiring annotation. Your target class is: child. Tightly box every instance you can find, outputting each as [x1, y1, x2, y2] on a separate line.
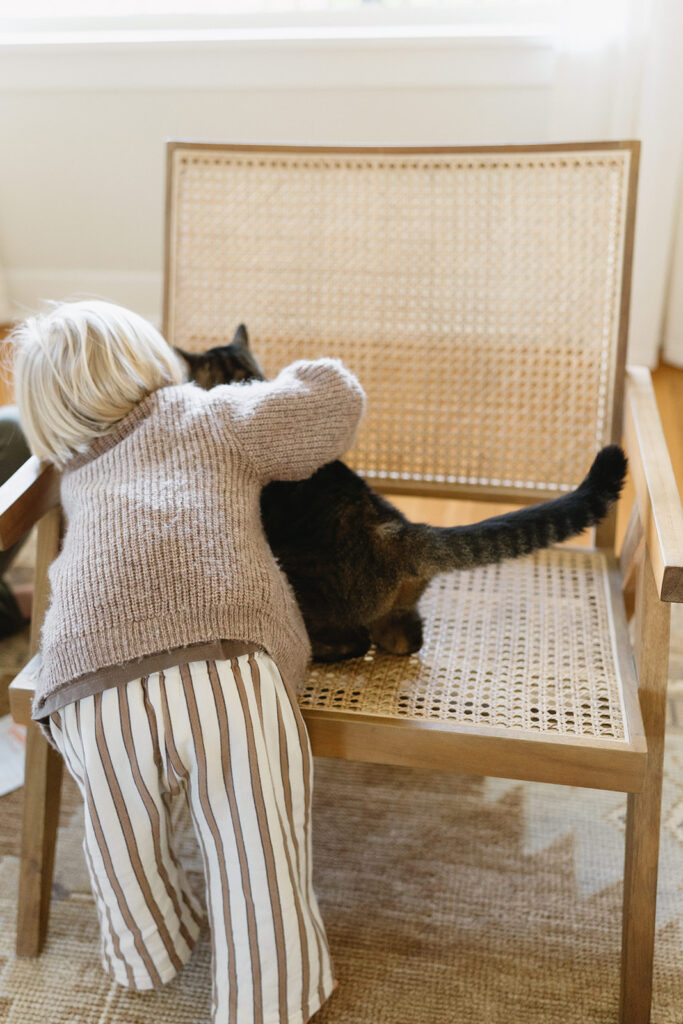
[12, 299, 366, 1024]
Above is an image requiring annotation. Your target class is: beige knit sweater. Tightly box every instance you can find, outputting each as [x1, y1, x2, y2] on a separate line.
[33, 358, 365, 720]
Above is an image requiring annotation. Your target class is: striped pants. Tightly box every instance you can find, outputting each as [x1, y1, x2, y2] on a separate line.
[49, 652, 335, 1024]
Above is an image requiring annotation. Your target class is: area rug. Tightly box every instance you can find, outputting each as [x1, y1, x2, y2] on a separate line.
[1, 551, 682, 1022]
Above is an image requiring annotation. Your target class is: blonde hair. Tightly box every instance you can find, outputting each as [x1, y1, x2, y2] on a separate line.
[11, 299, 187, 466]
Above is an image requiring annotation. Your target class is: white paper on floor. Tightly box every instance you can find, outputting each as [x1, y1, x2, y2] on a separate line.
[0, 713, 25, 795]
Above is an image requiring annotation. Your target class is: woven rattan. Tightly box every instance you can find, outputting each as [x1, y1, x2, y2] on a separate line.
[301, 548, 628, 742]
[165, 143, 635, 499]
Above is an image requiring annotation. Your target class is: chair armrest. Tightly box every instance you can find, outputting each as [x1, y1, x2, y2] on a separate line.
[0, 456, 60, 550]
[9, 653, 40, 726]
[624, 365, 683, 602]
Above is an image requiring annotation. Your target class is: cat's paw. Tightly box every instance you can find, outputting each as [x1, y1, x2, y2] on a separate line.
[311, 626, 371, 662]
[370, 610, 424, 655]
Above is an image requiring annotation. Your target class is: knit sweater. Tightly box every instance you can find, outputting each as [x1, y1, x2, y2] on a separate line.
[33, 358, 365, 721]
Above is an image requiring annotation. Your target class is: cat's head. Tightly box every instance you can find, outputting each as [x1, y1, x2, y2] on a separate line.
[175, 324, 266, 390]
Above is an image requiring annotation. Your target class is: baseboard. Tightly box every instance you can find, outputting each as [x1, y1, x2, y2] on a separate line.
[6, 269, 163, 327]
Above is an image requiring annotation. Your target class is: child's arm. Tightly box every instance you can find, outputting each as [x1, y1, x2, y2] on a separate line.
[216, 358, 366, 482]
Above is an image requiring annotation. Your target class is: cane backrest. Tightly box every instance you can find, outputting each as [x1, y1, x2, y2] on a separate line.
[163, 141, 638, 504]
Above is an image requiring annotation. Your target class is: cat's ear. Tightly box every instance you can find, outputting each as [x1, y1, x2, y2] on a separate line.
[174, 347, 200, 366]
[231, 323, 250, 350]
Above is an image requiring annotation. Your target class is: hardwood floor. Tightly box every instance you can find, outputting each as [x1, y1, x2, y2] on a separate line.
[652, 362, 683, 497]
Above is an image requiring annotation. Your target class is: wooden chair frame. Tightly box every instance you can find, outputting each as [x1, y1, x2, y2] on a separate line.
[1, 143, 682, 1024]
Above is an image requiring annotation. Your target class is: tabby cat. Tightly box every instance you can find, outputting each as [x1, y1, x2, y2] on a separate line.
[177, 327, 627, 662]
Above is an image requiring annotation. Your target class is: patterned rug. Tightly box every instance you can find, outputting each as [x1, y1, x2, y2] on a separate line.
[1, 539, 682, 1023]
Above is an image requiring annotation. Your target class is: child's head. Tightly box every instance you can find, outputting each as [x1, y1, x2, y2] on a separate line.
[11, 299, 187, 466]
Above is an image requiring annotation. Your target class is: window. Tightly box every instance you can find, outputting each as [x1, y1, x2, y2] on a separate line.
[1, 1, 560, 30]
[5, 1, 556, 13]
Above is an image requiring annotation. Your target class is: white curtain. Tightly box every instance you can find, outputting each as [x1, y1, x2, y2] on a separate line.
[551, 0, 683, 368]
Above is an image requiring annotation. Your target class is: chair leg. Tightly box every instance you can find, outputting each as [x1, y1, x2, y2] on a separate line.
[16, 721, 63, 957]
[620, 781, 665, 1022]
[619, 553, 670, 1024]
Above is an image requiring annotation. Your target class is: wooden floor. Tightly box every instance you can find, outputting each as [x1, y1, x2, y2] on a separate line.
[0, 327, 681, 533]
[652, 362, 683, 495]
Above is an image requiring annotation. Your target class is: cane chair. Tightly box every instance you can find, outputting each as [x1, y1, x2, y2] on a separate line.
[3, 141, 683, 1024]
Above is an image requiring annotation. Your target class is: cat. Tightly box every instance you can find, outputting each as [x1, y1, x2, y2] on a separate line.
[176, 326, 627, 662]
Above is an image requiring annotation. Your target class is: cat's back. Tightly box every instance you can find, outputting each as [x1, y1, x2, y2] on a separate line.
[262, 459, 406, 547]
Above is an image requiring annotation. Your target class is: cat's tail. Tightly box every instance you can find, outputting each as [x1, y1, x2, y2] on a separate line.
[412, 444, 627, 573]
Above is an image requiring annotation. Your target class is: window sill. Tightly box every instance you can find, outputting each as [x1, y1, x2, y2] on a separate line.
[0, 23, 557, 91]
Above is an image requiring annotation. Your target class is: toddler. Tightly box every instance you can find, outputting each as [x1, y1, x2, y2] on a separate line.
[12, 299, 366, 1024]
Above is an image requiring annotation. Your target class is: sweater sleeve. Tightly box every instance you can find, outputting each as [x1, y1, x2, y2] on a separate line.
[216, 358, 366, 482]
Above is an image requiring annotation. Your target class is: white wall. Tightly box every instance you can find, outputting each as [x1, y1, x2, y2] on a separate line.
[0, 31, 609, 333]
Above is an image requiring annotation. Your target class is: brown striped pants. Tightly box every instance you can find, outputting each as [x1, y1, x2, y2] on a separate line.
[49, 652, 335, 1024]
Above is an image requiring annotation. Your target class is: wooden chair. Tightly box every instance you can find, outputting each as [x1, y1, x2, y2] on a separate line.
[3, 141, 683, 1024]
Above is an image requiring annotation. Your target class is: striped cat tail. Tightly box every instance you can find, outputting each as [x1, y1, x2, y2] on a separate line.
[415, 445, 627, 573]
